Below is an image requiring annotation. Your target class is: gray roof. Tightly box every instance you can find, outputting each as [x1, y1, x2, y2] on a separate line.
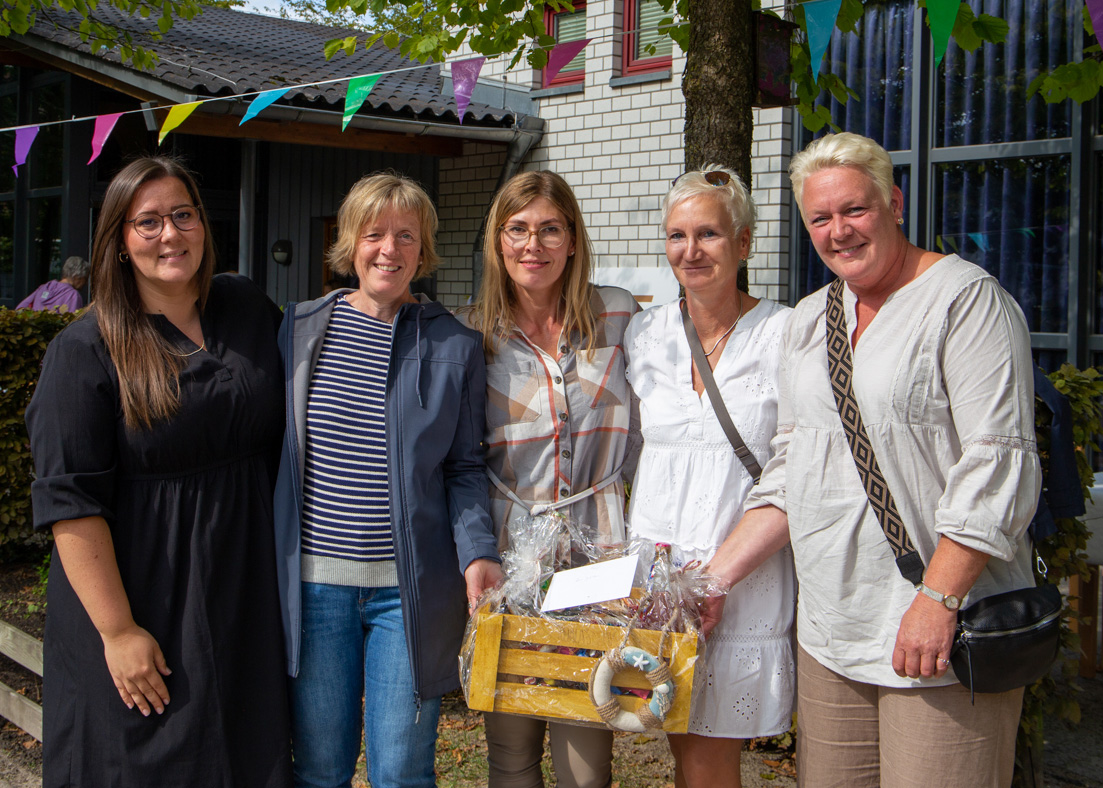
[23, 5, 517, 126]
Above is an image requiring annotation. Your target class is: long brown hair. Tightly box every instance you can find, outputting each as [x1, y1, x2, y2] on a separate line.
[90, 156, 217, 430]
[465, 170, 597, 358]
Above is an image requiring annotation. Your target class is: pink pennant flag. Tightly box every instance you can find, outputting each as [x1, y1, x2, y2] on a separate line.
[88, 113, 123, 164]
[804, 0, 842, 84]
[546, 38, 590, 84]
[12, 126, 39, 177]
[158, 102, 201, 145]
[452, 57, 485, 125]
[927, 0, 961, 68]
[1088, 0, 1103, 46]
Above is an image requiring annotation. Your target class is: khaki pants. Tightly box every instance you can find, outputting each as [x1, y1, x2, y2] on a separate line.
[796, 645, 1023, 788]
[484, 711, 613, 788]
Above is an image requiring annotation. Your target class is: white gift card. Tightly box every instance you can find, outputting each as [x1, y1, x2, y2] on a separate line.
[540, 554, 639, 613]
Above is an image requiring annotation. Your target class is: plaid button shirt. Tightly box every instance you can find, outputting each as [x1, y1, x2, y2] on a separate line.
[469, 286, 641, 551]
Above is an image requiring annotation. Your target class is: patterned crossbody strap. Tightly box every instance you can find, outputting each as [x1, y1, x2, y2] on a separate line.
[825, 279, 924, 585]
[680, 298, 762, 484]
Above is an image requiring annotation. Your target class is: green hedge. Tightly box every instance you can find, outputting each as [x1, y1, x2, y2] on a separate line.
[0, 307, 77, 551]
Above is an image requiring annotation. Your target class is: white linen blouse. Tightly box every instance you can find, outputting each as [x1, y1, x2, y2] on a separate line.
[746, 254, 1042, 688]
[625, 297, 796, 737]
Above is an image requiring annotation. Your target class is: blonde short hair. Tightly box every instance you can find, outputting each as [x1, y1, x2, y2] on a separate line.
[789, 133, 895, 217]
[662, 165, 757, 245]
[326, 172, 440, 279]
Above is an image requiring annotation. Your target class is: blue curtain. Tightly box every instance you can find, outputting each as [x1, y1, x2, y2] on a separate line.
[797, 0, 1079, 344]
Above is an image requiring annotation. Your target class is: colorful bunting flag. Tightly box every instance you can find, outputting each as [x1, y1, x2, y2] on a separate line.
[1089, 0, 1103, 47]
[804, 0, 842, 84]
[12, 126, 39, 176]
[967, 232, 990, 252]
[342, 75, 381, 131]
[158, 102, 201, 144]
[240, 88, 291, 126]
[546, 39, 591, 85]
[88, 113, 123, 164]
[927, 0, 961, 68]
[452, 57, 485, 125]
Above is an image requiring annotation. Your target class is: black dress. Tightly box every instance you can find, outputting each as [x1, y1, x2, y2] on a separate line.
[26, 275, 293, 788]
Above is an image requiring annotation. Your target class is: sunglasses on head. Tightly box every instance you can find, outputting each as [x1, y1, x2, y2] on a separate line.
[672, 170, 732, 188]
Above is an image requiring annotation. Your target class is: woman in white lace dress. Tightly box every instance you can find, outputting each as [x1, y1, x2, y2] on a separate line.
[624, 166, 795, 788]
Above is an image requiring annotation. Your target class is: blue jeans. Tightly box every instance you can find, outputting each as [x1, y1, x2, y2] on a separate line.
[289, 583, 441, 788]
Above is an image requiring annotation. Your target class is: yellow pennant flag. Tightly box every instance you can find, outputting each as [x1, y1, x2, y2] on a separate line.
[158, 102, 201, 145]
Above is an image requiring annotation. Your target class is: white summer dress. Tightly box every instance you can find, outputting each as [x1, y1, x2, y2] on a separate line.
[624, 298, 796, 738]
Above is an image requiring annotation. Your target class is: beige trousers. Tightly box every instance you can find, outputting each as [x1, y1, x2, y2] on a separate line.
[795, 645, 1023, 788]
[483, 711, 614, 788]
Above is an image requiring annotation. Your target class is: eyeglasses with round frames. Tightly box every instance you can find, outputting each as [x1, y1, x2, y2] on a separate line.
[671, 170, 732, 188]
[499, 224, 570, 250]
[126, 207, 201, 239]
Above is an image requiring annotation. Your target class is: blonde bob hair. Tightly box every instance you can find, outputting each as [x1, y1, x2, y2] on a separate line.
[662, 165, 757, 249]
[466, 170, 597, 358]
[326, 172, 440, 279]
[789, 132, 895, 217]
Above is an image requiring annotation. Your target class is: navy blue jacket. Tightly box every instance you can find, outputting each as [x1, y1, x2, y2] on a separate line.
[273, 292, 498, 701]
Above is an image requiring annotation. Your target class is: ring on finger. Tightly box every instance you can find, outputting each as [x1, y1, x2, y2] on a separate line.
[937, 657, 950, 666]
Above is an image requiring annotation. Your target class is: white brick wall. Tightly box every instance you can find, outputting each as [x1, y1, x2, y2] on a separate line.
[435, 0, 793, 308]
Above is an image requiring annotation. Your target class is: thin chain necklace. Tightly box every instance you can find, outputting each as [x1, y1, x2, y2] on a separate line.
[699, 295, 744, 357]
[169, 341, 205, 358]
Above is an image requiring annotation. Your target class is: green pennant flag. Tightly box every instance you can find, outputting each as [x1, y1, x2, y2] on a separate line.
[927, 0, 961, 68]
[343, 75, 381, 131]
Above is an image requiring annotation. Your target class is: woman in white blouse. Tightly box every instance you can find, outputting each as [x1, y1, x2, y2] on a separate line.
[705, 133, 1040, 788]
[460, 170, 639, 788]
[624, 166, 795, 788]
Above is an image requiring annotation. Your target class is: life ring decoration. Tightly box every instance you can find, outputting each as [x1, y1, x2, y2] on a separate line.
[587, 645, 675, 732]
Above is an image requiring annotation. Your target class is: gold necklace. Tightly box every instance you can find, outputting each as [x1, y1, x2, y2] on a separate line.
[169, 341, 206, 358]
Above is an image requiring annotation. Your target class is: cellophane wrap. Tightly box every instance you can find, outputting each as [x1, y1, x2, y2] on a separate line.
[459, 513, 727, 729]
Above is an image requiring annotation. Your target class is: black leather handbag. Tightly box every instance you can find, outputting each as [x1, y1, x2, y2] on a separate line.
[824, 279, 1062, 699]
[950, 583, 1062, 695]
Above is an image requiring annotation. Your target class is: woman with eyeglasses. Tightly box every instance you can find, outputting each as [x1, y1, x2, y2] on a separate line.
[622, 166, 795, 788]
[460, 170, 640, 788]
[25, 156, 292, 786]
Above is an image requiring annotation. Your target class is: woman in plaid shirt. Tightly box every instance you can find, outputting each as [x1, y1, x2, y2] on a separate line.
[460, 170, 640, 788]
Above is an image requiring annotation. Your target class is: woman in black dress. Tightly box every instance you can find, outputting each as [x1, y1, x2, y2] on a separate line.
[25, 157, 292, 787]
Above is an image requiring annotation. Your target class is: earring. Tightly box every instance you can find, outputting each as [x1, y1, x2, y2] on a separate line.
[896, 217, 904, 226]
[118, 251, 130, 263]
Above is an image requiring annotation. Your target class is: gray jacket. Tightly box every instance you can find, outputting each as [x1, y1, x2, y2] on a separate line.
[273, 291, 498, 701]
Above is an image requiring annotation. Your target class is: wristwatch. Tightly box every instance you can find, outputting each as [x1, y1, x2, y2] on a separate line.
[916, 582, 961, 611]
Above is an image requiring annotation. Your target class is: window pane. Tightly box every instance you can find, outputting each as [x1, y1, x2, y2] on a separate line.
[636, 0, 673, 59]
[29, 196, 62, 284]
[30, 81, 65, 189]
[934, 156, 1069, 333]
[813, 0, 913, 151]
[556, 8, 587, 72]
[0, 201, 12, 303]
[0, 93, 14, 195]
[936, 0, 1076, 145]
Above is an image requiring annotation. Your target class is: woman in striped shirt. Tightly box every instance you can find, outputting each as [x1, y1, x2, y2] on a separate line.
[273, 173, 502, 788]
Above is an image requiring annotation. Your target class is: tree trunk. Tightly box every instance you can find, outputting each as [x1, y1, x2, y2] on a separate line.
[682, 0, 755, 291]
[682, 0, 755, 184]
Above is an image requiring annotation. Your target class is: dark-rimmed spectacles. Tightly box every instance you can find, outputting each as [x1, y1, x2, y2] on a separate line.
[671, 170, 732, 188]
[126, 207, 201, 239]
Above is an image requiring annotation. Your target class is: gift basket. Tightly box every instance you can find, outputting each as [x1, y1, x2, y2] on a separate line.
[460, 513, 722, 733]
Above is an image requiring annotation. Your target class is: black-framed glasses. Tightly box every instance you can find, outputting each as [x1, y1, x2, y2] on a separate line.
[671, 170, 732, 188]
[499, 224, 570, 250]
[125, 207, 201, 239]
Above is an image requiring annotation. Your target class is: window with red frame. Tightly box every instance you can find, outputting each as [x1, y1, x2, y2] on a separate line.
[543, 1, 587, 88]
[623, 0, 673, 75]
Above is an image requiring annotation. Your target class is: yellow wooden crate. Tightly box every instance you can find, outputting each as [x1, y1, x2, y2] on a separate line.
[465, 606, 700, 733]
